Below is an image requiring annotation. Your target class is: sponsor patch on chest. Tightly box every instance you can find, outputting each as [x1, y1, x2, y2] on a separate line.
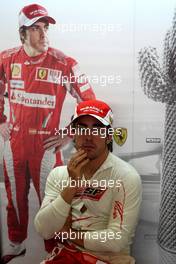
[75, 187, 107, 201]
[11, 64, 22, 78]
[10, 80, 24, 89]
[36, 67, 62, 84]
[10, 90, 56, 109]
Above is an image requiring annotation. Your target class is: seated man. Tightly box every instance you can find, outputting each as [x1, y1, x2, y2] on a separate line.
[34, 99, 142, 264]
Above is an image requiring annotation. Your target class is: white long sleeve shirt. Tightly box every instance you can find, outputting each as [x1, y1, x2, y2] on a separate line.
[34, 153, 142, 256]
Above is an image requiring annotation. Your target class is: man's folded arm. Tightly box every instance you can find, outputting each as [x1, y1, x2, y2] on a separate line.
[34, 168, 71, 239]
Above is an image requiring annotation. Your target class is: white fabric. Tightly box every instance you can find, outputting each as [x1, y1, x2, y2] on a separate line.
[3, 240, 26, 255]
[34, 153, 142, 256]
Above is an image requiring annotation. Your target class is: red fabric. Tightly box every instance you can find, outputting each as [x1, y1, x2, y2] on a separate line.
[19, 4, 56, 27]
[72, 99, 113, 127]
[0, 46, 95, 243]
[0, 46, 95, 150]
[21, 4, 48, 19]
[3, 147, 63, 242]
[44, 243, 109, 264]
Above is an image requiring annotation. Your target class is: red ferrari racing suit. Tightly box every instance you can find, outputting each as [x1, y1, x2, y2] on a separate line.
[0, 46, 95, 242]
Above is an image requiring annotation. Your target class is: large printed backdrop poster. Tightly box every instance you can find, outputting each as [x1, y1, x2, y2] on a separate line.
[0, 0, 176, 263]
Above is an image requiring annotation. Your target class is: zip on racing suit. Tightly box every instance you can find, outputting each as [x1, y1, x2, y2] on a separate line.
[0, 45, 95, 243]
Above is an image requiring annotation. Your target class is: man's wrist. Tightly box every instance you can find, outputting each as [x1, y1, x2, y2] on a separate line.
[61, 186, 78, 204]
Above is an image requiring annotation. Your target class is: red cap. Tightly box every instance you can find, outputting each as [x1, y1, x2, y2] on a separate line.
[18, 4, 56, 28]
[72, 100, 113, 126]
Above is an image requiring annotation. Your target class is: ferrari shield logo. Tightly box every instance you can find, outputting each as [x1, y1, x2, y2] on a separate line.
[38, 69, 47, 80]
[113, 127, 127, 146]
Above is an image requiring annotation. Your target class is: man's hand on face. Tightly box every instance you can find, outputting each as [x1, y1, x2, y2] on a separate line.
[67, 149, 90, 183]
[60, 149, 89, 204]
[0, 122, 11, 141]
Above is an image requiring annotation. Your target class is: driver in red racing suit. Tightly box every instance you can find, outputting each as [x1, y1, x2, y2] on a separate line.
[0, 4, 95, 263]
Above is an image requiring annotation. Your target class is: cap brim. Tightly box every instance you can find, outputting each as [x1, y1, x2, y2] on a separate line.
[22, 15, 56, 27]
[71, 113, 110, 126]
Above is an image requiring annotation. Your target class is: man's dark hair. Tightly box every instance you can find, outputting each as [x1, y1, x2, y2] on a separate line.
[107, 140, 113, 152]
[106, 125, 113, 152]
[19, 26, 27, 44]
